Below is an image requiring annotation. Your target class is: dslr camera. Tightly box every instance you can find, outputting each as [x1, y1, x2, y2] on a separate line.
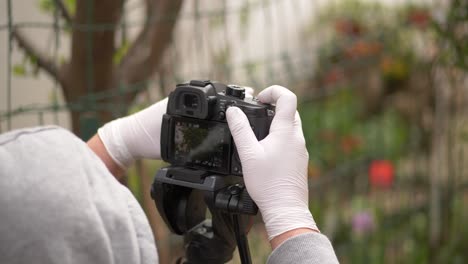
[160, 80, 275, 176]
[153, 80, 272, 262]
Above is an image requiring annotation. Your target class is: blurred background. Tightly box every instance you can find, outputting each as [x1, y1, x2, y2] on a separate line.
[1, 0, 467, 263]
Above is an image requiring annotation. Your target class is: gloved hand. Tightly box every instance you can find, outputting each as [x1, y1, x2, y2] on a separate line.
[226, 85, 317, 240]
[97, 98, 168, 168]
[97, 88, 254, 169]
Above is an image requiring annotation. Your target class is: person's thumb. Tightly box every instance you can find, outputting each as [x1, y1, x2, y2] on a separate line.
[226, 107, 261, 162]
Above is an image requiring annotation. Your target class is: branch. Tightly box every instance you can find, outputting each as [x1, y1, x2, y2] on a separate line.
[53, 0, 73, 23]
[117, 0, 183, 93]
[12, 27, 64, 86]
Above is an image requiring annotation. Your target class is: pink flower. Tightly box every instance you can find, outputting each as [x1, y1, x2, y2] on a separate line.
[352, 211, 374, 236]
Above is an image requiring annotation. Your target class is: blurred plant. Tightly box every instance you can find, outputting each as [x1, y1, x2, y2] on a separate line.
[301, 1, 468, 263]
[351, 210, 375, 237]
[300, 89, 408, 171]
[302, 0, 437, 152]
[407, 8, 431, 29]
[432, 0, 468, 70]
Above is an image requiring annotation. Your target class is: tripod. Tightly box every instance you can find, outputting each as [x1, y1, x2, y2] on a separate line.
[151, 166, 258, 264]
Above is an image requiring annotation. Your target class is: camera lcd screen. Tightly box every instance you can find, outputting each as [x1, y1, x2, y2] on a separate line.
[172, 117, 230, 173]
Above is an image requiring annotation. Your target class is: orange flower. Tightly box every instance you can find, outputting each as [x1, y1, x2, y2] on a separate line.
[344, 41, 382, 58]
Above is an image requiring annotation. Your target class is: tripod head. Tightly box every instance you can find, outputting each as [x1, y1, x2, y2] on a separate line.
[151, 167, 258, 264]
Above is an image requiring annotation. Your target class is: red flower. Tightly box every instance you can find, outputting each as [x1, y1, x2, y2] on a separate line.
[368, 160, 394, 189]
[340, 135, 362, 154]
[408, 9, 431, 29]
[323, 68, 344, 85]
[334, 19, 363, 36]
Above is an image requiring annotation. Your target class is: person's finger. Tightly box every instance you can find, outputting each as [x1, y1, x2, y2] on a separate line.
[293, 111, 302, 129]
[257, 86, 297, 132]
[294, 111, 307, 140]
[226, 107, 262, 160]
[257, 85, 297, 121]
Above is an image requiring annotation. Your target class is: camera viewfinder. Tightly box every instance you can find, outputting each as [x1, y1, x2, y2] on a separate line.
[184, 94, 199, 109]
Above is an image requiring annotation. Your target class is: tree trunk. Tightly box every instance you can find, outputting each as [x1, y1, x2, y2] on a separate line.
[64, 0, 122, 136]
[13, 0, 183, 137]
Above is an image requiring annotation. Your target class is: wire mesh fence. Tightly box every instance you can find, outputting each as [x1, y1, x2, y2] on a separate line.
[1, 0, 467, 263]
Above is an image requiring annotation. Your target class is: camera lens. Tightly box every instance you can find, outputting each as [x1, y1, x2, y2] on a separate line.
[184, 94, 199, 109]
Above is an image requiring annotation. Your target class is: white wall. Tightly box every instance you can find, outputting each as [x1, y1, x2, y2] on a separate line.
[0, 0, 70, 132]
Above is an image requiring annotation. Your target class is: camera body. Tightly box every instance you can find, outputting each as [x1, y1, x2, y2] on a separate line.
[160, 80, 274, 176]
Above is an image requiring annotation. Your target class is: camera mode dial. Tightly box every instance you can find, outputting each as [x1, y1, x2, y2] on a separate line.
[226, 85, 245, 99]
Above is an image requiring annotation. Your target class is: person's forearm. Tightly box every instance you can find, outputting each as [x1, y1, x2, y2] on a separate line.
[87, 134, 125, 180]
[270, 228, 319, 250]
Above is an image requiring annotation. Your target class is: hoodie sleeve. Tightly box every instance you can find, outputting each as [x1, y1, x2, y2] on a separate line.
[0, 126, 158, 264]
[267, 232, 339, 264]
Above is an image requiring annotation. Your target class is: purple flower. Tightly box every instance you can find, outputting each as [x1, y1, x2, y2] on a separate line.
[351, 211, 374, 236]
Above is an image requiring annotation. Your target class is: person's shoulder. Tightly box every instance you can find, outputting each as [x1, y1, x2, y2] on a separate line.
[0, 125, 75, 146]
[267, 232, 339, 264]
[0, 126, 83, 171]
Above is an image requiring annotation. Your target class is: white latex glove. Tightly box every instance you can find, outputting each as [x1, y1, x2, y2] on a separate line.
[97, 87, 254, 169]
[226, 85, 317, 240]
[97, 98, 168, 168]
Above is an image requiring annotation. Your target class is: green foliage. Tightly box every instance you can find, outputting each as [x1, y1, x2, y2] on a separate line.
[113, 42, 130, 65]
[306, 0, 434, 92]
[39, 0, 76, 16]
[322, 191, 468, 264]
[12, 64, 26, 76]
[300, 2, 468, 263]
[314, 0, 390, 28]
[299, 88, 409, 170]
[13, 54, 40, 77]
[432, 0, 468, 70]
[39, 0, 54, 13]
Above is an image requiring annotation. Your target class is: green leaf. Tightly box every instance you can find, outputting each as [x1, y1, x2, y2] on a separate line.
[27, 55, 38, 65]
[64, 0, 76, 15]
[39, 0, 54, 13]
[113, 42, 130, 65]
[13, 64, 26, 76]
[38, 0, 76, 17]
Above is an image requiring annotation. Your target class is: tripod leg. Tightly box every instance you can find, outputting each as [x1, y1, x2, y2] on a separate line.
[183, 216, 236, 264]
[233, 214, 252, 264]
